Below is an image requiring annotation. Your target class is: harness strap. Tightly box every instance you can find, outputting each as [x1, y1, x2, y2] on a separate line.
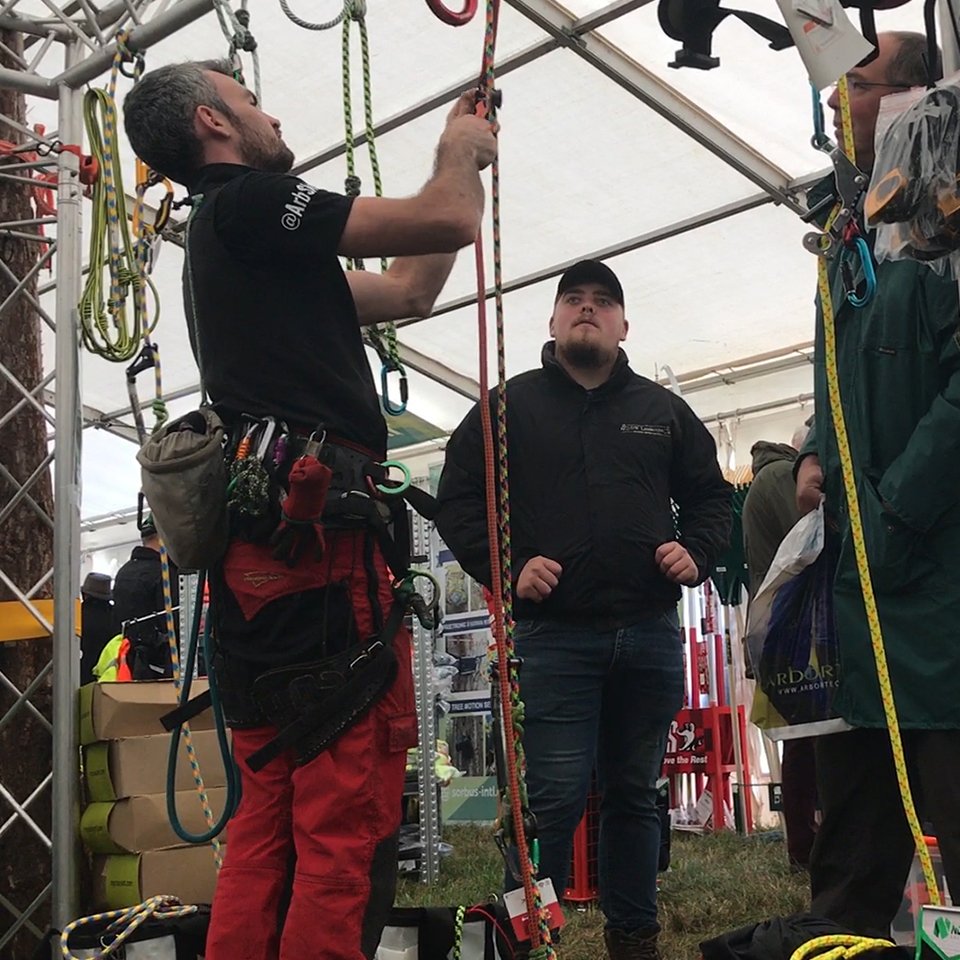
[244, 595, 409, 773]
[160, 688, 213, 730]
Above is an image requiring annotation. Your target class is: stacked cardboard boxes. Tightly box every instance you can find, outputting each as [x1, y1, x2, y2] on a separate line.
[79, 680, 228, 910]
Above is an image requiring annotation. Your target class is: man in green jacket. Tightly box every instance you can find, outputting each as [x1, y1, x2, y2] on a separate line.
[795, 31, 960, 936]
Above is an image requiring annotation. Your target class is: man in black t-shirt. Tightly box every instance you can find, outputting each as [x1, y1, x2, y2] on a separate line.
[125, 61, 495, 960]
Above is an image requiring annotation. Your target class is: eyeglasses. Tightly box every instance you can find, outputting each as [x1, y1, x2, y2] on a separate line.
[840, 79, 916, 94]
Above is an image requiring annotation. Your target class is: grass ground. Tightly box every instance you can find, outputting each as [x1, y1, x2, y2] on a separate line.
[395, 826, 810, 960]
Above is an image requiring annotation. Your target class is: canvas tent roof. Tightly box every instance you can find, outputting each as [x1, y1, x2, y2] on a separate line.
[2, 0, 936, 525]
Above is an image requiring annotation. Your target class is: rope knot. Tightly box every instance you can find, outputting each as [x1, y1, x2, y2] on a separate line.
[347, 0, 367, 20]
[344, 174, 362, 197]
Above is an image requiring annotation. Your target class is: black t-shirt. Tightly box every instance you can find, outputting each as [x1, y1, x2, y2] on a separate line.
[184, 164, 387, 455]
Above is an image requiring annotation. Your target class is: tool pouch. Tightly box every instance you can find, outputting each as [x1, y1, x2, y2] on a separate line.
[137, 408, 229, 570]
[246, 637, 397, 772]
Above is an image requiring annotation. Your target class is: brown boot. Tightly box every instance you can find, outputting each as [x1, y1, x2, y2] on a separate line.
[604, 928, 661, 960]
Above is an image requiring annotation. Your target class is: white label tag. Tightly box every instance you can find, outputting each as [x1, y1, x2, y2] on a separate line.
[503, 878, 564, 942]
[776, 0, 874, 90]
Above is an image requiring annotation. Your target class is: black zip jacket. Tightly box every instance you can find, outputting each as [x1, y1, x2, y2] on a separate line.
[436, 343, 733, 626]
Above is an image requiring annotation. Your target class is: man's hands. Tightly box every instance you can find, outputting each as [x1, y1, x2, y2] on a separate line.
[796, 454, 824, 515]
[439, 91, 498, 171]
[655, 541, 699, 586]
[516, 556, 563, 603]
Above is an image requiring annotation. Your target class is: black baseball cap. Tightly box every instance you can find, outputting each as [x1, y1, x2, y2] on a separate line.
[555, 260, 624, 307]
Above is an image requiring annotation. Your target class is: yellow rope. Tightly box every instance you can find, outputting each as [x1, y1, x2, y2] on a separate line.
[790, 934, 896, 960]
[59, 896, 197, 960]
[819, 78, 940, 907]
[78, 37, 159, 361]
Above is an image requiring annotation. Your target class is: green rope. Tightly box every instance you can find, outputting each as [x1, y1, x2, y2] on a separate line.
[340, 0, 406, 411]
[78, 35, 158, 362]
[452, 905, 467, 960]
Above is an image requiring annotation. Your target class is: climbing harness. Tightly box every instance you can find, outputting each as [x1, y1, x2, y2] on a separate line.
[212, 0, 261, 105]
[803, 80, 876, 308]
[58, 896, 199, 960]
[78, 32, 160, 362]
[426, 0, 479, 26]
[657, 0, 792, 70]
[458, 1, 554, 955]
[337, 0, 408, 415]
[810, 74, 940, 910]
[656, 1, 914, 71]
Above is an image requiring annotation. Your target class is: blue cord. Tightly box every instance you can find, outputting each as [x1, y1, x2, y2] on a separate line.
[166, 571, 240, 844]
[845, 236, 877, 307]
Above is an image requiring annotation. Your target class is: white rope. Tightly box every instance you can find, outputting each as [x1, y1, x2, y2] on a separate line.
[278, 0, 351, 31]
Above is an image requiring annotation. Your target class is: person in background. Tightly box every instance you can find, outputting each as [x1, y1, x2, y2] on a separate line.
[741, 420, 817, 871]
[112, 516, 179, 680]
[79, 572, 118, 685]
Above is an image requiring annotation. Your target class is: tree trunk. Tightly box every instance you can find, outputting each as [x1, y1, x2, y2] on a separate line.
[0, 29, 56, 959]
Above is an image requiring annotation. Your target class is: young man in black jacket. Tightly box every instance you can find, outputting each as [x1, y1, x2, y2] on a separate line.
[436, 260, 732, 960]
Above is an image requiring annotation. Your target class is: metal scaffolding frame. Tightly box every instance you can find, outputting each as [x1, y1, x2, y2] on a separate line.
[0, 1, 214, 948]
[3, 0, 956, 951]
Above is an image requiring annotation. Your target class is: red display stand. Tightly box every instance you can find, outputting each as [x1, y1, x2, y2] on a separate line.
[565, 789, 599, 903]
[661, 704, 752, 831]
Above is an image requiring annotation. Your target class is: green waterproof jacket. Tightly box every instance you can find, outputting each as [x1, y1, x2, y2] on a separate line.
[801, 184, 960, 729]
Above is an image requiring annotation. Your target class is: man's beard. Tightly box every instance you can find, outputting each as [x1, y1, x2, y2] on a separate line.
[237, 125, 295, 173]
[558, 339, 612, 370]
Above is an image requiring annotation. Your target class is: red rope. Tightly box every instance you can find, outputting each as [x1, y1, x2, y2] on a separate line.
[473, 1, 552, 952]
[425, 0, 478, 26]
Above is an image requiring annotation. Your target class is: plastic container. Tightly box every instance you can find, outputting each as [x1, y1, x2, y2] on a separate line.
[375, 923, 418, 960]
[892, 836, 953, 945]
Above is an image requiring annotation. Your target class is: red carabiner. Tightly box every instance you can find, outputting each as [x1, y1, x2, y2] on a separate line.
[425, 0, 477, 27]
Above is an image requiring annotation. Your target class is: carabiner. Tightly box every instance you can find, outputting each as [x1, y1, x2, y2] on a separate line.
[375, 460, 411, 495]
[380, 363, 408, 416]
[843, 235, 877, 308]
[425, 0, 477, 27]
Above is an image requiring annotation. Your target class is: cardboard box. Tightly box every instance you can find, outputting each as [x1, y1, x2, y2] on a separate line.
[80, 789, 229, 854]
[84, 729, 230, 802]
[79, 680, 212, 745]
[91, 845, 223, 910]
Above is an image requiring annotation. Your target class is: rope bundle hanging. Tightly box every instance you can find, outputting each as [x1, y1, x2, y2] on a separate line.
[339, 0, 409, 415]
[78, 33, 159, 363]
[467, 2, 554, 955]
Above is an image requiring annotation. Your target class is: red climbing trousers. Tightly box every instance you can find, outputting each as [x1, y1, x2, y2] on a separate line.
[204, 530, 418, 960]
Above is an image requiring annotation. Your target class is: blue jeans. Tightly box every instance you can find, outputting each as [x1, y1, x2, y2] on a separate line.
[508, 611, 684, 933]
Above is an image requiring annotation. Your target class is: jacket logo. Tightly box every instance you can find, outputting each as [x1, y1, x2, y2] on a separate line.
[243, 571, 283, 589]
[281, 181, 318, 231]
[620, 423, 671, 438]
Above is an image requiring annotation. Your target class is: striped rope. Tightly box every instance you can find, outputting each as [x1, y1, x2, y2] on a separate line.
[279, 0, 349, 31]
[59, 896, 197, 960]
[158, 545, 225, 868]
[472, 1, 553, 954]
[339, 1, 406, 408]
[817, 78, 939, 906]
[452, 904, 467, 960]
